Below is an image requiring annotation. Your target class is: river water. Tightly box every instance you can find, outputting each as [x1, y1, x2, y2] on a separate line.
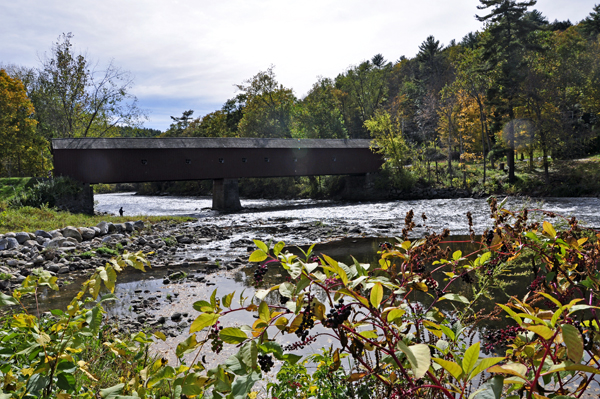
[96, 193, 600, 237]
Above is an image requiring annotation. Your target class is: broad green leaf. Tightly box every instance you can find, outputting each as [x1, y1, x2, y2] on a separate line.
[56, 372, 76, 391]
[193, 300, 214, 313]
[154, 331, 167, 341]
[387, 308, 406, 323]
[222, 292, 235, 308]
[287, 262, 303, 279]
[433, 358, 463, 380]
[253, 240, 268, 253]
[569, 304, 600, 314]
[453, 250, 462, 261]
[370, 283, 384, 308]
[176, 334, 198, 358]
[240, 340, 258, 370]
[487, 362, 528, 380]
[497, 304, 523, 324]
[539, 292, 562, 308]
[440, 325, 456, 341]
[230, 370, 261, 399]
[182, 383, 203, 397]
[255, 285, 279, 301]
[526, 325, 554, 341]
[189, 313, 220, 333]
[479, 251, 492, 265]
[100, 383, 125, 399]
[220, 327, 248, 344]
[562, 324, 584, 363]
[440, 294, 469, 304]
[469, 376, 503, 399]
[462, 342, 480, 375]
[249, 250, 267, 263]
[210, 288, 218, 307]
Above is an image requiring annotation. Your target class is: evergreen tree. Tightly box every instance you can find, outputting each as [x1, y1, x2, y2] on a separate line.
[477, 0, 538, 182]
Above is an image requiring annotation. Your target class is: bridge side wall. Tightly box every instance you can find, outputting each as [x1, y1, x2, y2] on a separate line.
[53, 147, 382, 184]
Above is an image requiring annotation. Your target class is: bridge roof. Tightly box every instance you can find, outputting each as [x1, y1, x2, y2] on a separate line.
[51, 137, 373, 150]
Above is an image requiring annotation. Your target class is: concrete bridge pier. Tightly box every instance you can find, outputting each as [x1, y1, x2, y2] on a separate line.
[212, 179, 242, 211]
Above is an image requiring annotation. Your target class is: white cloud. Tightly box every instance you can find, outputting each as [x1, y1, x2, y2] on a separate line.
[1, 0, 597, 130]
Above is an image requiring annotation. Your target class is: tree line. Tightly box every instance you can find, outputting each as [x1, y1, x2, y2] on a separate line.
[3, 1, 600, 185]
[164, 1, 600, 187]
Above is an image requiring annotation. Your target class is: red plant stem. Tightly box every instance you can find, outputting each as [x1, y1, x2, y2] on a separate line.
[527, 330, 559, 399]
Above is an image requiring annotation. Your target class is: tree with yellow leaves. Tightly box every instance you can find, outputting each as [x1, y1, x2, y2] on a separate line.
[0, 69, 49, 177]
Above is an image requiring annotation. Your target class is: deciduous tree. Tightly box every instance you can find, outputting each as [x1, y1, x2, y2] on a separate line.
[0, 69, 48, 176]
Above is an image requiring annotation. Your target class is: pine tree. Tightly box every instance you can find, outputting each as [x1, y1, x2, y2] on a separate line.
[477, 0, 538, 183]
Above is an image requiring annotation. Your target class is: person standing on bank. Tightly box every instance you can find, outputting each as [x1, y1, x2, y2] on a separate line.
[119, 207, 124, 217]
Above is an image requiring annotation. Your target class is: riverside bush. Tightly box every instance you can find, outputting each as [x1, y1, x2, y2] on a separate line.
[2, 199, 600, 398]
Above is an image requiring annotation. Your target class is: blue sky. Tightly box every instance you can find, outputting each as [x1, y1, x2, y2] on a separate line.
[1, 0, 597, 131]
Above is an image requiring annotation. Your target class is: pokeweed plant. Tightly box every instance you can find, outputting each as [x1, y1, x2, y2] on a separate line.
[0, 251, 152, 399]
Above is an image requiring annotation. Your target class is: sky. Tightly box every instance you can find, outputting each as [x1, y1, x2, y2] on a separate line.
[1, 0, 598, 131]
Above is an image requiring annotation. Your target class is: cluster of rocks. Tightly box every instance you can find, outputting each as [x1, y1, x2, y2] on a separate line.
[0, 221, 147, 290]
[0, 218, 254, 293]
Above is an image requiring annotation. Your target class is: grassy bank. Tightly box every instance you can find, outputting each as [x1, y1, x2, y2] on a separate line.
[0, 205, 194, 234]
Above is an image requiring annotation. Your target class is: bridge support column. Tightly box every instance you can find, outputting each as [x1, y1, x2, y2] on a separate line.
[212, 179, 242, 211]
[341, 173, 376, 201]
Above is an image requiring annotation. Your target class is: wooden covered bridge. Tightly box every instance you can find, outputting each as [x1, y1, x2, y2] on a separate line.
[51, 137, 383, 213]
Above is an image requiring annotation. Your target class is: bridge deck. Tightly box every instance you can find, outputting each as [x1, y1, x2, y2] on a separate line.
[52, 138, 382, 184]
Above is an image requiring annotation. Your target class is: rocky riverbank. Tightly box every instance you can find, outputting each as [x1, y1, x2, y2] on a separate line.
[0, 219, 241, 292]
[0, 215, 375, 344]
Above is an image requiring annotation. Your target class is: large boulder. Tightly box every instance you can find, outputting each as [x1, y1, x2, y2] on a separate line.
[49, 230, 63, 239]
[124, 222, 134, 233]
[80, 228, 96, 241]
[15, 232, 31, 244]
[35, 230, 53, 239]
[133, 221, 144, 231]
[45, 237, 78, 249]
[62, 226, 82, 243]
[96, 222, 109, 235]
[0, 238, 19, 251]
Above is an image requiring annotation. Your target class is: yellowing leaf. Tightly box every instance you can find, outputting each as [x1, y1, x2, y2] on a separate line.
[370, 283, 384, 308]
[249, 249, 268, 263]
[462, 342, 480, 375]
[189, 313, 220, 333]
[219, 327, 248, 344]
[433, 358, 462, 380]
[543, 221, 556, 239]
[387, 308, 406, 323]
[526, 325, 554, 341]
[259, 301, 270, 322]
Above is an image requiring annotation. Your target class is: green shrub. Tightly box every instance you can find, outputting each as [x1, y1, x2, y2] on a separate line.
[7, 177, 82, 209]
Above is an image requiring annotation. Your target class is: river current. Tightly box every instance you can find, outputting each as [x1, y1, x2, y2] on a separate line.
[96, 193, 600, 236]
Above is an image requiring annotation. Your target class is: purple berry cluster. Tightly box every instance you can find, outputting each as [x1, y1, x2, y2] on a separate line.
[483, 325, 524, 353]
[254, 263, 268, 284]
[295, 304, 315, 341]
[209, 321, 224, 353]
[323, 299, 351, 329]
[258, 354, 274, 372]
